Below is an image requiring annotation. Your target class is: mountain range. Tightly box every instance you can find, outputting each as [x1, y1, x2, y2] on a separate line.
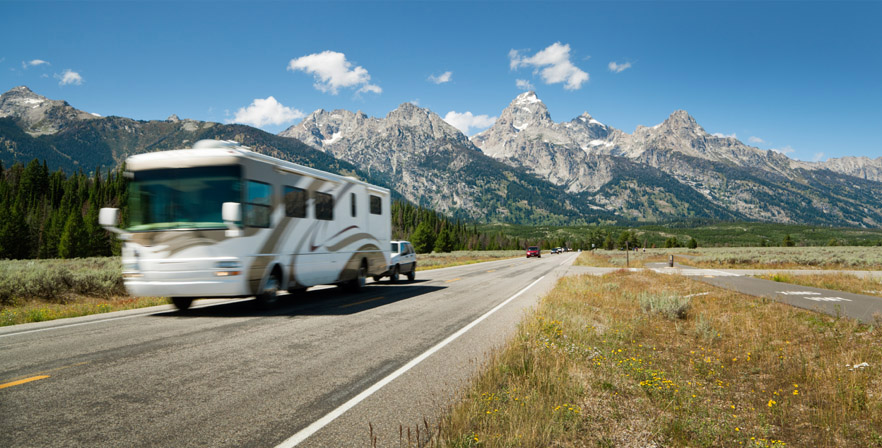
[2, 85, 881, 227]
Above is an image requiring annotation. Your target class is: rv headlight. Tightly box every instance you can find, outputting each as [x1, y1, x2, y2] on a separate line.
[215, 260, 242, 277]
[123, 262, 140, 271]
[215, 261, 241, 269]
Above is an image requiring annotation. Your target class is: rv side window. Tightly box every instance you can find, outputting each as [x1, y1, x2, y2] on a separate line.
[370, 195, 382, 215]
[315, 192, 334, 221]
[351, 192, 357, 217]
[284, 186, 307, 218]
[245, 180, 272, 228]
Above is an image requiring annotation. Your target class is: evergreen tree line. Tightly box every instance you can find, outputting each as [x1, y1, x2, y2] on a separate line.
[2, 157, 708, 259]
[391, 201, 525, 253]
[0, 159, 127, 259]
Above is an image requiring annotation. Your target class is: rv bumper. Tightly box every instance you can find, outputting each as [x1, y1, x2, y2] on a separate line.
[125, 276, 249, 298]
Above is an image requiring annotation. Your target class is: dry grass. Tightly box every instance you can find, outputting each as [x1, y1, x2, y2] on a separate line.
[0, 295, 169, 326]
[575, 250, 669, 268]
[417, 251, 525, 271]
[435, 271, 882, 447]
[664, 246, 882, 270]
[759, 272, 882, 299]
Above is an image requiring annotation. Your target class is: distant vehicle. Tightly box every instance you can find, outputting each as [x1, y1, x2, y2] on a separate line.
[526, 246, 541, 258]
[551, 247, 561, 254]
[100, 139, 391, 310]
[375, 240, 416, 282]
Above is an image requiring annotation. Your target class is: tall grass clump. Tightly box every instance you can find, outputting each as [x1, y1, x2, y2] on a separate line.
[436, 270, 882, 447]
[638, 291, 691, 319]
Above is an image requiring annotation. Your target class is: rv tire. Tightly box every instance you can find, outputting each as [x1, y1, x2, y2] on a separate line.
[172, 297, 193, 311]
[348, 260, 367, 292]
[372, 275, 382, 282]
[256, 272, 281, 309]
[407, 266, 415, 282]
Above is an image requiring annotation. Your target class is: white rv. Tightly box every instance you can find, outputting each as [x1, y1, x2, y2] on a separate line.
[100, 140, 391, 310]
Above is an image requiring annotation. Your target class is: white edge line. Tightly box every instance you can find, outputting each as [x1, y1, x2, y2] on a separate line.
[0, 298, 254, 339]
[275, 274, 547, 448]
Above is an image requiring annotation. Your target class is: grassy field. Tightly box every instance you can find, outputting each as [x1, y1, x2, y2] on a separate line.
[435, 271, 882, 447]
[481, 222, 882, 249]
[759, 272, 882, 299]
[416, 251, 525, 270]
[574, 249, 669, 268]
[664, 246, 882, 270]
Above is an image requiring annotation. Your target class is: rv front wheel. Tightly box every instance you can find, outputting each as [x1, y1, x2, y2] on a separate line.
[172, 297, 193, 311]
[256, 273, 280, 309]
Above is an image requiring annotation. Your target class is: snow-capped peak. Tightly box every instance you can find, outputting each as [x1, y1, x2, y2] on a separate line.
[514, 91, 542, 105]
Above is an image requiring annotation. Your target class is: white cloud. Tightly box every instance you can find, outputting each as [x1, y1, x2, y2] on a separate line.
[509, 42, 589, 90]
[228, 96, 304, 128]
[771, 145, 795, 154]
[409, 99, 420, 106]
[287, 51, 381, 95]
[812, 152, 825, 162]
[712, 132, 736, 139]
[608, 61, 632, 73]
[443, 111, 497, 136]
[428, 71, 452, 84]
[516, 79, 534, 90]
[23, 59, 49, 69]
[55, 69, 83, 86]
[748, 136, 765, 144]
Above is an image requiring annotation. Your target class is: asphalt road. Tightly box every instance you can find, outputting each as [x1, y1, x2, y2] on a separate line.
[642, 262, 882, 325]
[0, 252, 581, 448]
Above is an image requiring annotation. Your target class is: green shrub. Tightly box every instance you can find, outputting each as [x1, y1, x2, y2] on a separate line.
[638, 291, 691, 320]
[0, 257, 124, 305]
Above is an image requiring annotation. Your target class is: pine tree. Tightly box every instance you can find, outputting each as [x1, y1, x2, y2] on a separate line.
[433, 225, 455, 253]
[410, 221, 435, 254]
[58, 208, 88, 258]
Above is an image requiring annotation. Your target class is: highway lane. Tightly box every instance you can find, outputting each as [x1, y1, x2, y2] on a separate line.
[0, 252, 579, 447]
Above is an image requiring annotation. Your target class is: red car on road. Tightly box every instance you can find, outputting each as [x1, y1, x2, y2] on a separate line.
[526, 246, 541, 258]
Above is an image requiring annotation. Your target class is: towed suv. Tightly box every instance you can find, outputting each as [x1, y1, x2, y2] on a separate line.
[375, 240, 416, 282]
[526, 246, 541, 258]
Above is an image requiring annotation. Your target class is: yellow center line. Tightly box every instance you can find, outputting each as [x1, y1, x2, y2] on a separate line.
[339, 296, 386, 309]
[445, 278, 461, 283]
[0, 375, 50, 390]
[486, 269, 496, 273]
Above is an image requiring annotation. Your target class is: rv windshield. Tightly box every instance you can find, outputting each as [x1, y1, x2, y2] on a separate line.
[127, 165, 242, 231]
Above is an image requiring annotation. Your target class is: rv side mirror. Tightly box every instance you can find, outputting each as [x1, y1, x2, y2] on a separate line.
[98, 207, 126, 235]
[99, 208, 119, 227]
[222, 202, 242, 237]
[222, 202, 242, 222]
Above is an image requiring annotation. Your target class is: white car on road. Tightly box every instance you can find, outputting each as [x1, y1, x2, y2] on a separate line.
[375, 240, 416, 282]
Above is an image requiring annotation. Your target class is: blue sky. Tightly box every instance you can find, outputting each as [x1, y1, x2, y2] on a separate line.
[2, 1, 880, 161]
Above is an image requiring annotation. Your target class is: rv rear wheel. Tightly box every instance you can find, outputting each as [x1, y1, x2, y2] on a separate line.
[406, 266, 415, 282]
[172, 297, 193, 311]
[348, 260, 367, 292]
[256, 273, 280, 309]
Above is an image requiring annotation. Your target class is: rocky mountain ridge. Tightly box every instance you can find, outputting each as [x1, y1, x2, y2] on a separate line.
[0, 86, 98, 136]
[282, 89, 881, 226]
[2, 86, 879, 227]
